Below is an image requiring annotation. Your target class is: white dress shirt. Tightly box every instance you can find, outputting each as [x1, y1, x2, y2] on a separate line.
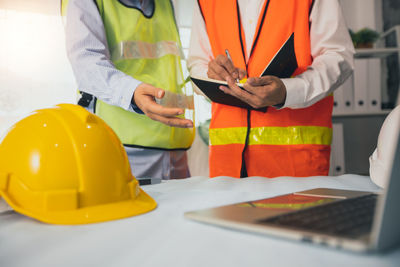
[187, 0, 355, 109]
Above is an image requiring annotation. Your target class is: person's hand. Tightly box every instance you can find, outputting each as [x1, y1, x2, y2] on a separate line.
[207, 54, 246, 81]
[133, 83, 193, 128]
[220, 76, 287, 109]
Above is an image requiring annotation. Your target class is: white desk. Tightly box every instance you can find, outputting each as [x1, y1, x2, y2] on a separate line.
[1, 175, 399, 267]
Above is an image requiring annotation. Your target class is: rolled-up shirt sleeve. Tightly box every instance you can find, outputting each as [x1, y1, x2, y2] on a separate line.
[65, 0, 141, 111]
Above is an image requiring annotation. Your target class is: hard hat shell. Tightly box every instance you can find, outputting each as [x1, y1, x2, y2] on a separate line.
[369, 105, 400, 188]
[0, 104, 156, 224]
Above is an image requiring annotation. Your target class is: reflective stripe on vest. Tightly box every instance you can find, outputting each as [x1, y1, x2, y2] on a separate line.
[111, 40, 185, 61]
[92, 0, 193, 149]
[210, 126, 332, 146]
[199, 0, 333, 178]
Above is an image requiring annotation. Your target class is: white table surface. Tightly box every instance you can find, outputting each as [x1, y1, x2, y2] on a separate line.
[1, 175, 399, 267]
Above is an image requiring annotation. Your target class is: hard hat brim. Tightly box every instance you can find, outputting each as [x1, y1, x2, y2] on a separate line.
[0, 188, 157, 225]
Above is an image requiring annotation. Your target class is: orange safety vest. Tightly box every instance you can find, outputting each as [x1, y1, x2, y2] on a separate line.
[198, 0, 333, 178]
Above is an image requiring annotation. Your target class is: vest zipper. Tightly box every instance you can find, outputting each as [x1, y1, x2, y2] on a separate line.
[240, 108, 251, 178]
[236, 0, 269, 178]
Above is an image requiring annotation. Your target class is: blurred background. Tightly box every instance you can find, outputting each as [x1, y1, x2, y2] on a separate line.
[0, 0, 399, 176]
[0, 0, 76, 135]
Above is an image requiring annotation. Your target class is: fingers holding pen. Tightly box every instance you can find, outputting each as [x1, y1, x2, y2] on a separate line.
[216, 54, 238, 79]
[208, 54, 240, 81]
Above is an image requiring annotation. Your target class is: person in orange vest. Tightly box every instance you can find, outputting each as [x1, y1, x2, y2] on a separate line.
[188, 0, 355, 178]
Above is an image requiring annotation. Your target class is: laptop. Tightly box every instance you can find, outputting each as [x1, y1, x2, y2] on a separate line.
[185, 131, 400, 252]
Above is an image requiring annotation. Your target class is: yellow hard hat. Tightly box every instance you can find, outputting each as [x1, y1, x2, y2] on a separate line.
[0, 104, 156, 224]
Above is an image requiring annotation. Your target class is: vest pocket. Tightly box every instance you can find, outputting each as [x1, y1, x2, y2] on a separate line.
[290, 145, 331, 176]
[248, 144, 330, 177]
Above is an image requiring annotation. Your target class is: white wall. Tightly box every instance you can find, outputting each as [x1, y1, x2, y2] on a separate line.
[0, 1, 76, 137]
[339, 0, 383, 31]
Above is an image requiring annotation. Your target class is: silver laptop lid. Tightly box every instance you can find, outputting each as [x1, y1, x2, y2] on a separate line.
[371, 129, 400, 250]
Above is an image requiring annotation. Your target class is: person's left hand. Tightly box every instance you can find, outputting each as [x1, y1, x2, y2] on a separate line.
[220, 76, 287, 109]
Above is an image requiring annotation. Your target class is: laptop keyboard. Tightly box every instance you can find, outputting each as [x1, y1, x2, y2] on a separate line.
[258, 194, 378, 238]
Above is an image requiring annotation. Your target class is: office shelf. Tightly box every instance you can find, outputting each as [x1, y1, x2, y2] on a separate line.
[331, 26, 400, 176]
[355, 47, 400, 59]
[335, 26, 400, 117]
[332, 109, 391, 117]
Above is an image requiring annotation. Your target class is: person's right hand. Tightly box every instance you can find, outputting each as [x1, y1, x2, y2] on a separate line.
[207, 54, 246, 81]
[133, 83, 193, 128]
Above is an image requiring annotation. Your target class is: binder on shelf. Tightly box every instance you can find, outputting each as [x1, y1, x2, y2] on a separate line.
[354, 59, 369, 112]
[342, 74, 354, 111]
[333, 82, 344, 112]
[367, 58, 381, 111]
[334, 74, 354, 113]
[329, 123, 345, 176]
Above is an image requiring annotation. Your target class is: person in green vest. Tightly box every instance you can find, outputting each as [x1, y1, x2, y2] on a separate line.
[63, 0, 195, 180]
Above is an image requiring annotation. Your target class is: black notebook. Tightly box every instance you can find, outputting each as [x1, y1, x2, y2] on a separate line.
[191, 33, 298, 111]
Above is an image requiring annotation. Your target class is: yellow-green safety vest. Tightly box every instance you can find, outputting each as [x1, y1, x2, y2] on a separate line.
[61, 0, 194, 150]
